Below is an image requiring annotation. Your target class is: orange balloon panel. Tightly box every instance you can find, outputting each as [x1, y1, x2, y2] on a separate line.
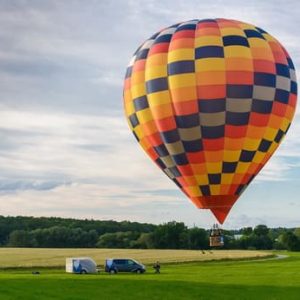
[123, 19, 297, 224]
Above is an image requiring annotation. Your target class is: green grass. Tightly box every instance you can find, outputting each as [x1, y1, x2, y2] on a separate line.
[0, 251, 299, 299]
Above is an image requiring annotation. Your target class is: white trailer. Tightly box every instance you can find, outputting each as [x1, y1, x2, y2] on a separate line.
[66, 257, 98, 274]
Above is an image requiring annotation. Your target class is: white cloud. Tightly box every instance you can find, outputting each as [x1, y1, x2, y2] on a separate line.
[255, 156, 294, 182]
[0, 107, 178, 196]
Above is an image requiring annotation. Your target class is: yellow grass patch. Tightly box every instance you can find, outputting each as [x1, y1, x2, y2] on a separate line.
[0, 248, 272, 268]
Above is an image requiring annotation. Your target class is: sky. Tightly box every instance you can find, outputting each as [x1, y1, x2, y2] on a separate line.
[0, 0, 299, 229]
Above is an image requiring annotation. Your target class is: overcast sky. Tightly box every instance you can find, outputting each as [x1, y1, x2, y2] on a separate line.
[0, 0, 299, 228]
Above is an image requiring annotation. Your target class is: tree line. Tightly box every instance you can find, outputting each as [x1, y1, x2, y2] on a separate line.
[0, 216, 299, 251]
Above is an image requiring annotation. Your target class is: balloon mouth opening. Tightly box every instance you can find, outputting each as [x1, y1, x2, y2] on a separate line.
[190, 195, 239, 224]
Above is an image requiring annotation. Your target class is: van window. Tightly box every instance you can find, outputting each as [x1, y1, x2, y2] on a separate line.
[114, 260, 126, 265]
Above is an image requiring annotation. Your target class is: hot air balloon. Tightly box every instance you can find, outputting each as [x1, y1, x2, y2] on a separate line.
[123, 18, 297, 224]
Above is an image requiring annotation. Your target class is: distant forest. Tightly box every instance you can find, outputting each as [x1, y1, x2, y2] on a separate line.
[0, 216, 299, 251]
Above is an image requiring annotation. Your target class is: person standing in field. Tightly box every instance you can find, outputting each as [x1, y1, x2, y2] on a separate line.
[153, 261, 160, 274]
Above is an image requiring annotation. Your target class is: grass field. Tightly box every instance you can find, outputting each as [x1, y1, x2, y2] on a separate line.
[0, 249, 299, 299]
[0, 248, 271, 268]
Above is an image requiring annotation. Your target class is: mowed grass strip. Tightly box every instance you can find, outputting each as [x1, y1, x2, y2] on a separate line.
[0, 248, 272, 268]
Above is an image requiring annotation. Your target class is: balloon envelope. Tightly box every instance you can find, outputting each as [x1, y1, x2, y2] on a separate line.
[123, 19, 297, 223]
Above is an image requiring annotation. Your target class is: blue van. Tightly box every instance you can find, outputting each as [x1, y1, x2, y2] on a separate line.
[105, 258, 146, 274]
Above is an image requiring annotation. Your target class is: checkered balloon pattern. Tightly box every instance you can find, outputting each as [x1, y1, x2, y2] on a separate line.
[123, 19, 297, 223]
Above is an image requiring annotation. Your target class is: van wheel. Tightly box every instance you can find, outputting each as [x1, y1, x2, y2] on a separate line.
[110, 269, 116, 274]
[80, 270, 87, 274]
[136, 269, 142, 274]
